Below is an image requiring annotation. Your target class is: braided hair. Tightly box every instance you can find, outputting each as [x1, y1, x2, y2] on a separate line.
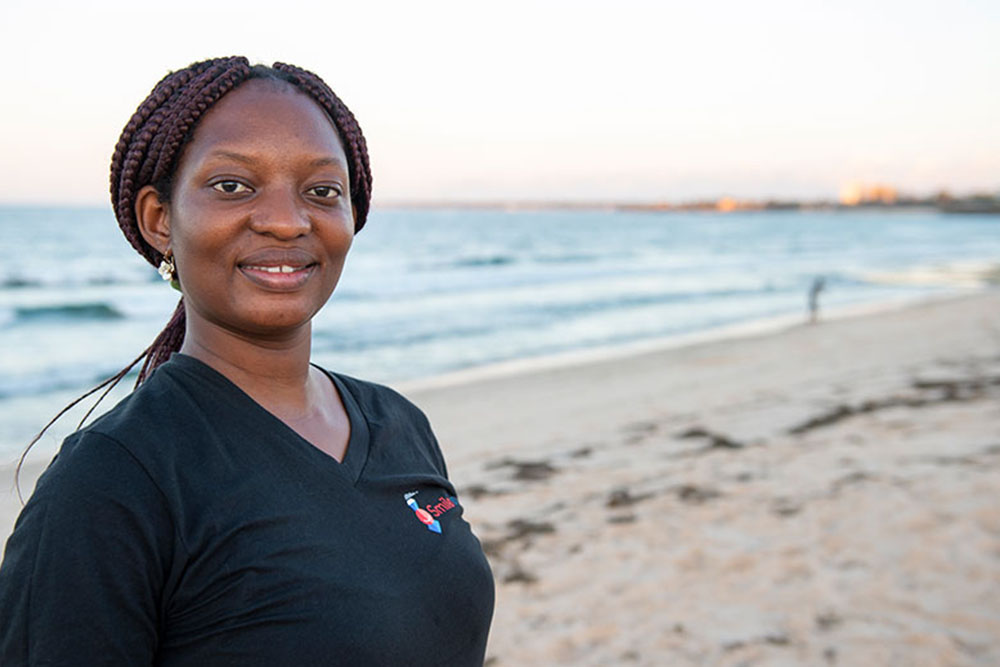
[18, 57, 372, 498]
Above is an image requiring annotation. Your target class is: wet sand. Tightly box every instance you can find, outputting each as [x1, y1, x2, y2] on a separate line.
[4, 291, 999, 665]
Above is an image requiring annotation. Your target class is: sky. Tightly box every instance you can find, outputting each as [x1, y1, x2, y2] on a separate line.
[1, 0, 998, 206]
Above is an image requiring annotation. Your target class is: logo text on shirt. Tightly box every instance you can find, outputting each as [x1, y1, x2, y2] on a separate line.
[404, 491, 458, 534]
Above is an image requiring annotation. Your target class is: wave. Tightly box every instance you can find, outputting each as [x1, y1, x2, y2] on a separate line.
[448, 255, 518, 268]
[312, 283, 798, 354]
[534, 253, 602, 265]
[0, 365, 138, 401]
[14, 302, 127, 323]
[428, 252, 608, 270]
[858, 261, 1000, 289]
[509, 284, 794, 320]
[0, 273, 157, 292]
[313, 320, 499, 353]
[1, 276, 42, 289]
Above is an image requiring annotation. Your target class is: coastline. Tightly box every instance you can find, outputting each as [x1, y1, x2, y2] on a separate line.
[2, 289, 999, 663]
[397, 287, 982, 394]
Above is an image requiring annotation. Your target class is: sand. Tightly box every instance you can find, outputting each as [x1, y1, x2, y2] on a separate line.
[4, 291, 1000, 665]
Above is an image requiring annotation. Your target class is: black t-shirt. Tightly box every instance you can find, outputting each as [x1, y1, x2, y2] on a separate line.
[0, 354, 494, 665]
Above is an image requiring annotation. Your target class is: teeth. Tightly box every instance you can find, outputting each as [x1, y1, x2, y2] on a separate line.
[247, 265, 300, 274]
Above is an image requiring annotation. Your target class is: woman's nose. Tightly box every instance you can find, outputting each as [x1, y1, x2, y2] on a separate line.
[248, 188, 311, 239]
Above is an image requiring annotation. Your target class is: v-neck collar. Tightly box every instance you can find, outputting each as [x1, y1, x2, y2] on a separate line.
[163, 353, 371, 485]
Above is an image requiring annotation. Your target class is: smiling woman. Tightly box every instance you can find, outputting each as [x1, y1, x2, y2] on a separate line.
[0, 57, 494, 666]
[135, 80, 357, 356]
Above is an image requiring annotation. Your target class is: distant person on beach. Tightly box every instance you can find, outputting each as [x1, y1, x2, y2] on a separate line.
[809, 276, 826, 324]
[0, 57, 493, 665]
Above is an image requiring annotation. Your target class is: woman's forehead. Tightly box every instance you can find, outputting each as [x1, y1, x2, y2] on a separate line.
[181, 79, 347, 165]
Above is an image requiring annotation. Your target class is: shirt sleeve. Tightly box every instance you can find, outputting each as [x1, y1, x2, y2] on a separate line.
[0, 431, 175, 666]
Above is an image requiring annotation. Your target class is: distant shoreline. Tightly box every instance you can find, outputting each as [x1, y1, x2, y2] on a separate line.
[377, 199, 1000, 214]
[3, 198, 999, 215]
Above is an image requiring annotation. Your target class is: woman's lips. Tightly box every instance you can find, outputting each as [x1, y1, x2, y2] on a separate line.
[238, 263, 317, 290]
[238, 248, 319, 290]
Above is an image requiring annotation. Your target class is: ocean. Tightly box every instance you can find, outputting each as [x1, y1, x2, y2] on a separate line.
[1, 205, 997, 462]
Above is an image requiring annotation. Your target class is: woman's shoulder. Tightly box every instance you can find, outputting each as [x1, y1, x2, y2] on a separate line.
[62, 353, 240, 484]
[82, 357, 205, 444]
[319, 368, 448, 473]
[322, 369, 431, 426]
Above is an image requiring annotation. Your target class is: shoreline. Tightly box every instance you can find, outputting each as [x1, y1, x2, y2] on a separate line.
[398, 286, 987, 393]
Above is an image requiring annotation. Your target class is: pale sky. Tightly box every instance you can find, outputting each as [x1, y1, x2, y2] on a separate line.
[1, 0, 997, 205]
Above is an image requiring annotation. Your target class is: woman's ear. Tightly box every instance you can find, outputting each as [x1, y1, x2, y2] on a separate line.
[135, 185, 171, 255]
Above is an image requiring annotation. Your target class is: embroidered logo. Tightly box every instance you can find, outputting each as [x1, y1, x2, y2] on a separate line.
[404, 491, 458, 534]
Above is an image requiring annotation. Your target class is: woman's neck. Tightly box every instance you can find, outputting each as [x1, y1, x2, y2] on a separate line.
[179, 318, 316, 415]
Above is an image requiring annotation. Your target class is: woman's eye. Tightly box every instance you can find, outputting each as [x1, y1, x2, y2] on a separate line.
[307, 185, 341, 199]
[212, 181, 251, 194]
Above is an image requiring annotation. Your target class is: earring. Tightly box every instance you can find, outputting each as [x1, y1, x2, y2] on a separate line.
[157, 253, 176, 282]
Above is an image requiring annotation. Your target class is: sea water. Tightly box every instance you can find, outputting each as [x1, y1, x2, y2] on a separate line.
[1, 205, 998, 462]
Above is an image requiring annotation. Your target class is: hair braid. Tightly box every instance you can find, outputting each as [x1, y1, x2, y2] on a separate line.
[148, 62, 250, 187]
[136, 300, 186, 383]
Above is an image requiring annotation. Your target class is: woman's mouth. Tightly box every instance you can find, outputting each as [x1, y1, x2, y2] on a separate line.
[238, 248, 321, 290]
[238, 262, 317, 290]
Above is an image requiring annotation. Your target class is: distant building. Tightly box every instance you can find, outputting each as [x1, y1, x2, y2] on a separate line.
[716, 196, 737, 212]
[713, 196, 764, 212]
[839, 183, 899, 206]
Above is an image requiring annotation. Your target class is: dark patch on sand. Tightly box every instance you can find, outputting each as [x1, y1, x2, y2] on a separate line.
[952, 635, 991, 657]
[790, 375, 1000, 435]
[486, 457, 559, 482]
[607, 513, 637, 524]
[923, 443, 1000, 467]
[815, 611, 843, 631]
[606, 487, 655, 508]
[772, 498, 801, 517]
[675, 484, 722, 504]
[723, 633, 790, 652]
[830, 471, 872, 493]
[677, 426, 745, 450]
[503, 564, 538, 585]
[482, 518, 558, 558]
[507, 518, 556, 540]
[912, 376, 1000, 397]
[462, 484, 506, 500]
[927, 454, 980, 466]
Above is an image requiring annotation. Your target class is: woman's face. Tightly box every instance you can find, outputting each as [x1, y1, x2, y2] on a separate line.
[149, 79, 354, 342]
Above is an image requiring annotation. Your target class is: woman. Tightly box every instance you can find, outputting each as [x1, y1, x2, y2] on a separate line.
[0, 57, 494, 665]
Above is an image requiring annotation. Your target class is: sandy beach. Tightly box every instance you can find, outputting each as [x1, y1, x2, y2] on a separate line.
[4, 291, 999, 665]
